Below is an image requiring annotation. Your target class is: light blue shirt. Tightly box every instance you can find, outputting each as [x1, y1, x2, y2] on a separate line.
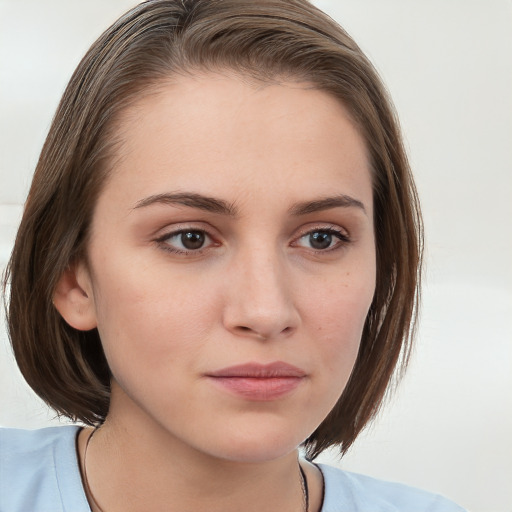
[0, 426, 466, 511]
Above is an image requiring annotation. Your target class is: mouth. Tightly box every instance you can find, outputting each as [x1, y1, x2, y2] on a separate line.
[206, 361, 306, 401]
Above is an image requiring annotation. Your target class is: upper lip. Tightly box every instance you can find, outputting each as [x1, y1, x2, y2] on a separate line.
[207, 361, 306, 378]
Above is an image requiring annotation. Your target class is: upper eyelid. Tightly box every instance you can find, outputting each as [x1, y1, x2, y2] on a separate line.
[293, 228, 349, 246]
[153, 221, 351, 243]
[159, 228, 212, 239]
[154, 223, 217, 240]
[294, 223, 350, 239]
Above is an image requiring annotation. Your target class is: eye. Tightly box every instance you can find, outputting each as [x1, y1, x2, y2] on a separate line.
[294, 228, 349, 251]
[158, 229, 214, 254]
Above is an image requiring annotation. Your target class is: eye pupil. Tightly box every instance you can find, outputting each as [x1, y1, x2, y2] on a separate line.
[181, 231, 205, 250]
[310, 231, 332, 249]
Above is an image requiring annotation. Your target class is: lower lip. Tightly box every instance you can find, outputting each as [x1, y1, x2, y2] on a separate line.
[208, 376, 304, 401]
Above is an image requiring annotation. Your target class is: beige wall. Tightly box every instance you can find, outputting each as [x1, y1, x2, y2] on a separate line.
[1, 2, 511, 510]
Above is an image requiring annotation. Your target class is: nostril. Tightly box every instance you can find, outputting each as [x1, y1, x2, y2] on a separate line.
[235, 325, 270, 340]
[234, 325, 294, 339]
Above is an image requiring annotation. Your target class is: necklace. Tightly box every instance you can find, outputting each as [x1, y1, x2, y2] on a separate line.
[82, 427, 309, 512]
[82, 427, 104, 512]
[299, 460, 310, 512]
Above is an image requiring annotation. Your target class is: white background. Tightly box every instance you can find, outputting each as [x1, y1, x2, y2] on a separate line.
[1, 1, 511, 511]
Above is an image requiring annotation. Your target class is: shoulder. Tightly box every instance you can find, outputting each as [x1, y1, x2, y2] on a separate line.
[1, 423, 76, 451]
[0, 425, 90, 512]
[318, 463, 467, 512]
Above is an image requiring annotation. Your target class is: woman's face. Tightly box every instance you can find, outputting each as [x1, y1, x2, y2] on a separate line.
[80, 73, 376, 462]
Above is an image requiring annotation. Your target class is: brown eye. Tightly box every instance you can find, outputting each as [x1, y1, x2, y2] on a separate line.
[181, 231, 205, 250]
[159, 229, 213, 253]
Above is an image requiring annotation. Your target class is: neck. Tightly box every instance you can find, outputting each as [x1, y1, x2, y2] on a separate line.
[79, 390, 309, 512]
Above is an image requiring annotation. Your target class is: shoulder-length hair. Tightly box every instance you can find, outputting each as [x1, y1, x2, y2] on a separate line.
[3, 0, 422, 459]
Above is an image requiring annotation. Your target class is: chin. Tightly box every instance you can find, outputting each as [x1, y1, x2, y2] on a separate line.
[196, 424, 308, 464]
[212, 441, 300, 464]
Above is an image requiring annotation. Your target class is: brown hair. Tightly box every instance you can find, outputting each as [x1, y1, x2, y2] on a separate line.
[3, 0, 422, 458]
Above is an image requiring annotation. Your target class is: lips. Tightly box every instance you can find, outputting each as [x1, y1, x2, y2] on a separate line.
[206, 362, 306, 401]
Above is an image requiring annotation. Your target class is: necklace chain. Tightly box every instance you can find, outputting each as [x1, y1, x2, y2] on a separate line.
[82, 427, 309, 512]
[299, 460, 310, 512]
[83, 427, 104, 512]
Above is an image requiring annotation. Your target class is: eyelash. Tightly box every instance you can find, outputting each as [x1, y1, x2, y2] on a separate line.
[155, 225, 351, 256]
[292, 226, 350, 253]
[155, 228, 217, 256]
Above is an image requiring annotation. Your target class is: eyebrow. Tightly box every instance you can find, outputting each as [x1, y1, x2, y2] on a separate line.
[133, 192, 238, 216]
[133, 191, 366, 217]
[289, 194, 367, 216]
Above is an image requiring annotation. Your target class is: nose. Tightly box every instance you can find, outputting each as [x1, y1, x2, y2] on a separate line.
[222, 247, 300, 341]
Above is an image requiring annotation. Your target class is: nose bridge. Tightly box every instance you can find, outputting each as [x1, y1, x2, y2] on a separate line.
[244, 245, 285, 304]
[223, 240, 299, 339]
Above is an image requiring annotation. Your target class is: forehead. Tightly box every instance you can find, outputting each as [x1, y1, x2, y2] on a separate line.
[101, 73, 372, 214]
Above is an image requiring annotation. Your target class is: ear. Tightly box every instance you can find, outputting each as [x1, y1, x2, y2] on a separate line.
[53, 261, 98, 331]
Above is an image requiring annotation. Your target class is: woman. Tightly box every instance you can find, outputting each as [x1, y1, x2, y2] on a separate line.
[1, 1, 465, 510]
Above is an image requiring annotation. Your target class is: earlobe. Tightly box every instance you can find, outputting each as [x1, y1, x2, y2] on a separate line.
[53, 261, 97, 331]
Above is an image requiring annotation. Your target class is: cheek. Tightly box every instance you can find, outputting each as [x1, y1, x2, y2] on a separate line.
[291, 278, 373, 433]
[89, 259, 221, 377]
[311, 267, 374, 330]
[304, 270, 375, 378]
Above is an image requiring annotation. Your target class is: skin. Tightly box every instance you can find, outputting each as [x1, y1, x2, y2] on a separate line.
[55, 72, 376, 512]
